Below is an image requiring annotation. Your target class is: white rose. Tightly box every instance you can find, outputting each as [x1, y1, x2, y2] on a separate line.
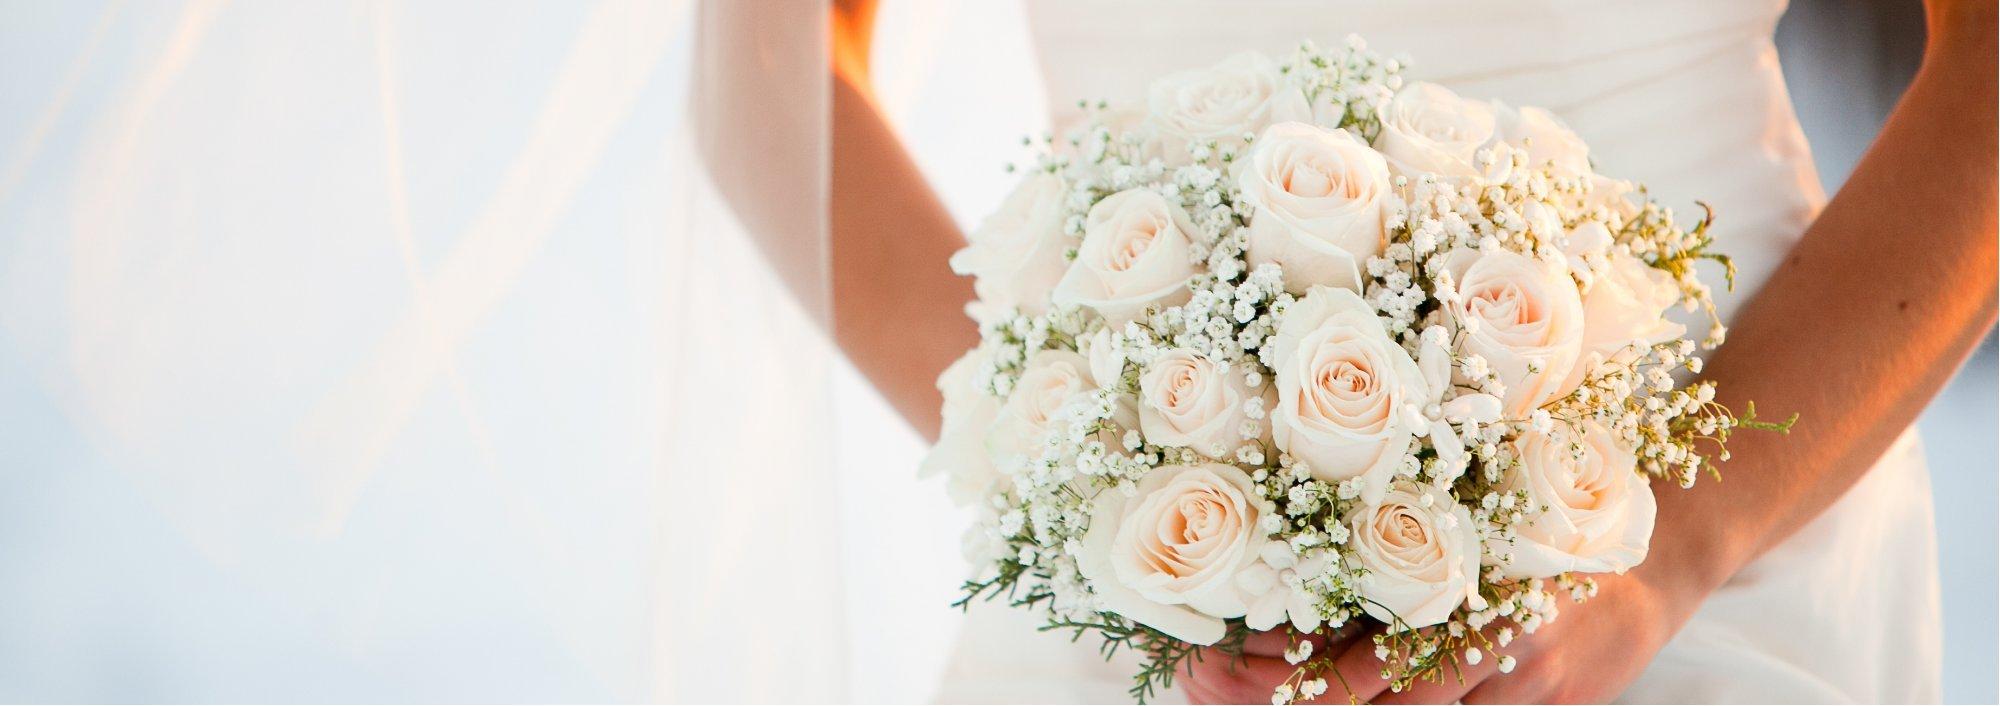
[1240, 547, 1332, 633]
[1138, 348, 1276, 456]
[1492, 421, 1656, 578]
[1268, 287, 1430, 502]
[1053, 189, 1199, 325]
[1563, 220, 1614, 262]
[986, 350, 1094, 470]
[1077, 463, 1266, 645]
[1561, 252, 1687, 390]
[1237, 122, 1392, 293]
[1349, 480, 1484, 629]
[1584, 175, 1642, 222]
[950, 173, 1072, 314]
[921, 350, 1003, 506]
[1147, 52, 1310, 163]
[1373, 82, 1495, 179]
[1492, 101, 1590, 175]
[1441, 247, 1585, 416]
[1079, 327, 1128, 390]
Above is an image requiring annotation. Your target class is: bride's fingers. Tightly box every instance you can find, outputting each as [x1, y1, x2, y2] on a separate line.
[1178, 666, 1227, 705]
[1182, 652, 1302, 704]
[1460, 651, 1552, 705]
[1371, 650, 1498, 705]
[1242, 623, 1354, 658]
[1242, 629, 1313, 657]
[1322, 629, 1394, 703]
[1183, 624, 1387, 703]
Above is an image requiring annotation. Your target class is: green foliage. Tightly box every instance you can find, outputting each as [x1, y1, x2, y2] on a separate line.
[1040, 617, 1250, 703]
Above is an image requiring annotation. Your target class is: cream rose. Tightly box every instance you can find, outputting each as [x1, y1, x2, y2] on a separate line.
[1563, 220, 1614, 262]
[1348, 480, 1484, 629]
[1492, 422, 1656, 578]
[1147, 52, 1311, 163]
[1373, 82, 1496, 179]
[1492, 101, 1590, 175]
[1268, 287, 1430, 502]
[1562, 252, 1687, 390]
[1237, 122, 1392, 293]
[1583, 175, 1643, 223]
[1138, 348, 1275, 456]
[1239, 547, 1332, 633]
[986, 350, 1095, 470]
[1080, 327, 1128, 390]
[1441, 247, 1586, 416]
[949, 173, 1072, 314]
[921, 350, 1002, 506]
[1053, 189, 1199, 325]
[1076, 463, 1266, 645]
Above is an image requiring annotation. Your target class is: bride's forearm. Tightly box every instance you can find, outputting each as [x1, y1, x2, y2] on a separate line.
[1641, 3, 1997, 599]
[694, 1, 971, 443]
[830, 3, 978, 441]
[698, 1, 973, 441]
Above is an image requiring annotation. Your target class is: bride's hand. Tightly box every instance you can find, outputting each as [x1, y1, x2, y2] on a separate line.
[1182, 566, 1702, 704]
[1181, 626, 1365, 705]
[1354, 570, 1693, 704]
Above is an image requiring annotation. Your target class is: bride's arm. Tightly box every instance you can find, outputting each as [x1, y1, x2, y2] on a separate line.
[1651, 0, 1996, 594]
[1185, 1, 1996, 702]
[699, 0, 975, 441]
[828, 0, 978, 441]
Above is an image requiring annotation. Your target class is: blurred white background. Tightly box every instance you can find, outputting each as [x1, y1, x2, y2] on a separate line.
[0, 0, 862, 701]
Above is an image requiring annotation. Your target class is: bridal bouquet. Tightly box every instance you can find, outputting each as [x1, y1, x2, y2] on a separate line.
[925, 37, 1789, 703]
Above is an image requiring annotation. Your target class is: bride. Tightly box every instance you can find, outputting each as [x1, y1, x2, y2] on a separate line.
[796, 0, 1998, 702]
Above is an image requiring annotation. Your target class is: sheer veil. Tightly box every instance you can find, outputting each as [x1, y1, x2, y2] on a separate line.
[0, 1, 860, 700]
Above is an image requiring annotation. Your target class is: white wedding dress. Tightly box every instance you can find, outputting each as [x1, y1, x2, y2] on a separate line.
[936, 0, 1942, 702]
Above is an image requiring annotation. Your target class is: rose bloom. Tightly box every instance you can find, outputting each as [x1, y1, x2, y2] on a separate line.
[1237, 122, 1392, 293]
[1584, 175, 1644, 224]
[949, 173, 1071, 314]
[1268, 287, 1430, 503]
[1079, 327, 1127, 390]
[1053, 189, 1199, 325]
[1441, 247, 1586, 416]
[1563, 220, 1614, 264]
[1563, 250, 1687, 390]
[1137, 348, 1275, 456]
[1146, 51, 1310, 163]
[985, 349, 1094, 470]
[1076, 463, 1266, 645]
[1491, 421, 1657, 578]
[1373, 81, 1496, 179]
[1492, 101, 1590, 175]
[1237, 546, 1332, 633]
[920, 350, 1002, 506]
[1348, 479, 1483, 629]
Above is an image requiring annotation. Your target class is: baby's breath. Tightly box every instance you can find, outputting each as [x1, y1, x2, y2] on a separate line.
[943, 34, 1787, 705]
